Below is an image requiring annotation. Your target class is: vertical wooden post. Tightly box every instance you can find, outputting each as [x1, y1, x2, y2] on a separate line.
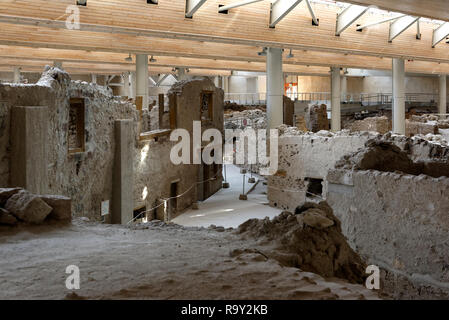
[158, 93, 165, 129]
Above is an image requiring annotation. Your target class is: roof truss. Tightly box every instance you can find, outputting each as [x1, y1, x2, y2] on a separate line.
[185, 0, 207, 18]
[432, 22, 449, 48]
[269, 0, 304, 28]
[389, 15, 420, 42]
[335, 4, 370, 36]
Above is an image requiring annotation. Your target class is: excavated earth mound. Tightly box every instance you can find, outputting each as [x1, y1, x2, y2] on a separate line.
[336, 139, 449, 178]
[236, 201, 367, 284]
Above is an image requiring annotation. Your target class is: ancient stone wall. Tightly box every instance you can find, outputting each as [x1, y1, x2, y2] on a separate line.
[0, 69, 224, 222]
[349, 116, 391, 134]
[306, 104, 329, 132]
[267, 129, 376, 211]
[267, 130, 449, 212]
[405, 119, 438, 137]
[327, 169, 449, 299]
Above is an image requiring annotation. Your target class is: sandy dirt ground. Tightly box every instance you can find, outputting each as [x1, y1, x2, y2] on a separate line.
[173, 165, 282, 228]
[0, 219, 379, 300]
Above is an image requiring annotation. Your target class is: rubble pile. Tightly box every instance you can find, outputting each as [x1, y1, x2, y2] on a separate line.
[224, 102, 266, 112]
[349, 116, 391, 134]
[0, 188, 71, 227]
[236, 201, 367, 284]
[224, 109, 267, 130]
[335, 138, 449, 178]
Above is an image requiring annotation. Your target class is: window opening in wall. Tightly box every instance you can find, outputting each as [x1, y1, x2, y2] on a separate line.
[68, 98, 85, 154]
[133, 206, 147, 222]
[170, 182, 178, 216]
[306, 178, 323, 199]
[201, 91, 213, 122]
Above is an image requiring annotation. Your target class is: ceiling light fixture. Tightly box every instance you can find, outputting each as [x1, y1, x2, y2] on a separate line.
[287, 49, 294, 59]
[125, 54, 132, 62]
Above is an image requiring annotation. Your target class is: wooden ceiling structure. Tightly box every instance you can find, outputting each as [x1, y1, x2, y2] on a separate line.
[344, 0, 449, 22]
[0, 0, 448, 77]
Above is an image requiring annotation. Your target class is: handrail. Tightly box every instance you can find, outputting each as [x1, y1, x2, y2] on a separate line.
[224, 92, 444, 106]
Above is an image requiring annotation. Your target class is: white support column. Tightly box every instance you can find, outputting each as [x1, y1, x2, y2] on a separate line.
[123, 72, 129, 97]
[13, 67, 21, 83]
[266, 47, 284, 129]
[341, 74, 348, 102]
[54, 61, 63, 69]
[223, 76, 229, 93]
[136, 54, 149, 109]
[178, 67, 189, 81]
[130, 71, 136, 99]
[439, 75, 447, 114]
[91, 74, 97, 84]
[392, 58, 406, 135]
[331, 67, 341, 132]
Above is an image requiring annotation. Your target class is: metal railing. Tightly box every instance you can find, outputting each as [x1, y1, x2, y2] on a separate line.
[225, 92, 444, 106]
[224, 93, 267, 105]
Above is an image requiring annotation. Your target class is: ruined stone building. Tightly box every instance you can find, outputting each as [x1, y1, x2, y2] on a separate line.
[1, 0, 449, 303]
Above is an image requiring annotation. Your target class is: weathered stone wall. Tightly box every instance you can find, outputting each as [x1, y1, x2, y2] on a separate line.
[327, 169, 449, 299]
[0, 69, 224, 222]
[267, 129, 376, 211]
[267, 130, 449, 213]
[168, 78, 224, 205]
[349, 116, 391, 134]
[405, 119, 438, 137]
[306, 104, 329, 132]
[0, 68, 138, 220]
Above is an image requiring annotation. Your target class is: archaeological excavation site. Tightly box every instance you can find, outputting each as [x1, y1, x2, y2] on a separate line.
[1, 0, 449, 308]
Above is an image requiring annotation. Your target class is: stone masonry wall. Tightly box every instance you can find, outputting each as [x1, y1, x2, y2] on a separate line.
[267, 129, 376, 211]
[267, 129, 449, 213]
[0, 68, 224, 222]
[327, 169, 449, 299]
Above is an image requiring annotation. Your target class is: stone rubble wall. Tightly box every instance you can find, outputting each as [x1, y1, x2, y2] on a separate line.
[268, 129, 449, 212]
[0, 68, 223, 222]
[405, 119, 439, 137]
[267, 129, 376, 211]
[349, 116, 391, 134]
[327, 169, 449, 299]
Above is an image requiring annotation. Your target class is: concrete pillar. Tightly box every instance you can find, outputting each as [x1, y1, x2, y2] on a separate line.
[439, 75, 447, 114]
[112, 119, 134, 225]
[218, 76, 223, 89]
[266, 47, 284, 130]
[392, 58, 406, 135]
[136, 54, 149, 109]
[91, 74, 97, 84]
[130, 71, 136, 99]
[123, 72, 130, 97]
[54, 61, 63, 69]
[10, 106, 48, 194]
[331, 67, 341, 132]
[341, 75, 348, 102]
[13, 67, 21, 83]
[178, 67, 189, 81]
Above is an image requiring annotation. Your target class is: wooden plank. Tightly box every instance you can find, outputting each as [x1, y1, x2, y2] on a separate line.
[0, 0, 447, 63]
